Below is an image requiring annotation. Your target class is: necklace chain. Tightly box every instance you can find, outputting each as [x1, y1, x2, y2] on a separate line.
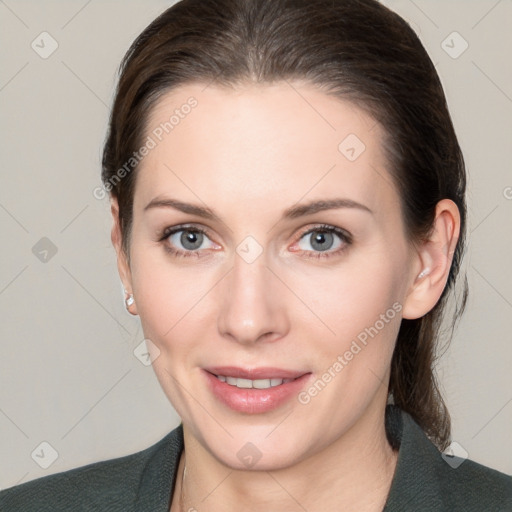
[179, 455, 187, 512]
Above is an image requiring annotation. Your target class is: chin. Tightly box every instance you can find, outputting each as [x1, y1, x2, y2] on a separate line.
[190, 416, 321, 472]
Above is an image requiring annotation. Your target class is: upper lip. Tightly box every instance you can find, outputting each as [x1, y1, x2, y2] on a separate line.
[204, 366, 310, 380]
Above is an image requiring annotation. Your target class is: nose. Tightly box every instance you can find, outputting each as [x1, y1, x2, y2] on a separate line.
[216, 252, 289, 346]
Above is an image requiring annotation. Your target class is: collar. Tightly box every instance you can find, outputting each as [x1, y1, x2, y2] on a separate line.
[134, 405, 453, 511]
[383, 404, 446, 510]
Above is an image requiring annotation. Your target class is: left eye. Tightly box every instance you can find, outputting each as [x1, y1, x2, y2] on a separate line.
[296, 227, 347, 253]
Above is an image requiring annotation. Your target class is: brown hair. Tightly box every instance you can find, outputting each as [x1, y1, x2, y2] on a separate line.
[102, 0, 468, 450]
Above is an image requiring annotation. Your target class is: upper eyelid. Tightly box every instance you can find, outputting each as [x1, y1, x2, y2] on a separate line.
[162, 223, 210, 237]
[297, 224, 349, 236]
[295, 225, 352, 245]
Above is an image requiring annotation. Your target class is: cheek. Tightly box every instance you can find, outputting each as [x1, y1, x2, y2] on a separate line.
[128, 248, 216, 414]
[291, 250, 405, 351]
[129, 245, 211, 347]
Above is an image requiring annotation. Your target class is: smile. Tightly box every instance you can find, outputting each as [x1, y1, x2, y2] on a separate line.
[203, 367, 312, 414]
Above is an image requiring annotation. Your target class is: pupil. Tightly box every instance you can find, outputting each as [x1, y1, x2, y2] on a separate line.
[311, 231, 333, 251]
[181, 230, 203, 250]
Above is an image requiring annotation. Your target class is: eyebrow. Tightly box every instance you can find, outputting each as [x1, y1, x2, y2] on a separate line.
[143, 196, 373, 220]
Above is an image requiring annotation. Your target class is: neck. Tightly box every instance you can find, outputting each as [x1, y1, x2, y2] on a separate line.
[172, 404, 398, 512]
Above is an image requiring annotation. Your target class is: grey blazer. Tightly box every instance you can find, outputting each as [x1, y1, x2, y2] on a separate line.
[1, 405, 511, 511]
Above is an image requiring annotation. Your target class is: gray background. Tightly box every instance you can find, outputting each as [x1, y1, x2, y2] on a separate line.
[0, 0, 511, 488]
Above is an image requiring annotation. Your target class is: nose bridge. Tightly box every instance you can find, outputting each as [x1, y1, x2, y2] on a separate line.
[217, 249, 287, 344]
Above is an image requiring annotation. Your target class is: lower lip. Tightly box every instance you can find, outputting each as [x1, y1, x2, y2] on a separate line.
[203, 370, 312, 414]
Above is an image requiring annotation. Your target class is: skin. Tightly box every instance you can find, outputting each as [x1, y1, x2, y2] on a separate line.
[111, 81, 460, 511]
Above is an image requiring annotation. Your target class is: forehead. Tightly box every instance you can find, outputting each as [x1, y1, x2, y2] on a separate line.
[135, 81, 399, 222]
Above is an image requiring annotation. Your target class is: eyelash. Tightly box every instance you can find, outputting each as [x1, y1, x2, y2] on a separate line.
[293, 224, 352, 259]
[158, 224, 352, 260]
[159, 225, 211, 259]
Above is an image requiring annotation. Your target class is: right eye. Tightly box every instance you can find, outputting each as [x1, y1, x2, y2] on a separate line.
[160, 225, 220, 258]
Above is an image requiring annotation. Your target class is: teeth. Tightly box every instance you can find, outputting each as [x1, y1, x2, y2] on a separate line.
[235, 378, 253, 388]
[217, 375, 294, 389]
[255, 379, 275, 389]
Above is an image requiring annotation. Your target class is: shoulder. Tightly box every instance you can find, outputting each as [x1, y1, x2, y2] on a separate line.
[1, 449, 148, 511]
[384, 405, 512, 511]
[437, 455, 512, 510]
[0, 425, 183, 512]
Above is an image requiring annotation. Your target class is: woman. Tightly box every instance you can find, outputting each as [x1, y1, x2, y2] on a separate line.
[1, 0, 511, 510]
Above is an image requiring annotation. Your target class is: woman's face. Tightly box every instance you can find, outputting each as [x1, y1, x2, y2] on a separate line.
[119, 81, 420, 469]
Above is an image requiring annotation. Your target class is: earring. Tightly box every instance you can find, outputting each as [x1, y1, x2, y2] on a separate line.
[125, 294, 134, 308]
[417, 267, 431, 279]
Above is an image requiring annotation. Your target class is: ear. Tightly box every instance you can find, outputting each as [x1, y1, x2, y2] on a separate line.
[111, 197, 138, 316]
[402, 199, 461, 320]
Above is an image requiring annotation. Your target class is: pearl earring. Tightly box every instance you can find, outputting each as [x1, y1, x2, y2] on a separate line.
[417, 267, 431, 279]
[125, 294, 134, 308]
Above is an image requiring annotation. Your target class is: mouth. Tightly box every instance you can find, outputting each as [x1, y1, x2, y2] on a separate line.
[203, 366, 312, 414]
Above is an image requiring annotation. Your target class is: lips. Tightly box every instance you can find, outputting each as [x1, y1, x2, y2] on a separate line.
[203, 366, 312, 414]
